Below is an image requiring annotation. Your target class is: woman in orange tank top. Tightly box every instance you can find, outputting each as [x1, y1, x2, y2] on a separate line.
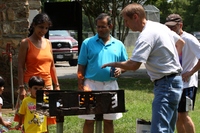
[14, 13, 60, 131]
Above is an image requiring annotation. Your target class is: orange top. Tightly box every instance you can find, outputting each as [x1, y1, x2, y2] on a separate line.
[24, 38, 53, 86]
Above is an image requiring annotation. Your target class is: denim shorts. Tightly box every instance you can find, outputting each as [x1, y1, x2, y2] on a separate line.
[152, 75, 183, 133]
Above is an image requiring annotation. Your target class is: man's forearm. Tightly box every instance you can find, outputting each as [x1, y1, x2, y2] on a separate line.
[102, 59, 142, 71]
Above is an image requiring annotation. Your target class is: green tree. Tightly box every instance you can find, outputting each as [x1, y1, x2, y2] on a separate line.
[74, 0, 151, 42]
[41, 0, 200, 39]
[182, 0, 200, 32]
[154, 0, 200, 32]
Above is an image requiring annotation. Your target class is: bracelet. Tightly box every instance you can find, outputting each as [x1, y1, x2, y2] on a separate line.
[55, 84, 60, 87]
[19, 85, 25, 88]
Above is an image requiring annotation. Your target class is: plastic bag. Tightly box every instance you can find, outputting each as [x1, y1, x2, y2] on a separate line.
[136, 119, 151, 133]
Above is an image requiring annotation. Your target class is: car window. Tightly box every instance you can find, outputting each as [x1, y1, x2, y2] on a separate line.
[49, 30, 70, 37]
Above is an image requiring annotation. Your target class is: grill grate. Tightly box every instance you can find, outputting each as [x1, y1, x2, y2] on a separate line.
[36, 90, 126, 116]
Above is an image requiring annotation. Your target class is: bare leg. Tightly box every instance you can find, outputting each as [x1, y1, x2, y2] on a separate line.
[104, 120, 114, 133]
[176, 112, 195, 133]
[83, 120, 95, 133]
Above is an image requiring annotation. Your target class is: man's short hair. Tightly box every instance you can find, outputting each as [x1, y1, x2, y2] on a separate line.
[95, 13, 112, 25]
[165, 14, 182, 26]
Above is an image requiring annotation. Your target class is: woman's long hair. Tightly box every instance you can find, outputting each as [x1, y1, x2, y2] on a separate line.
[28, 13, 52, 37]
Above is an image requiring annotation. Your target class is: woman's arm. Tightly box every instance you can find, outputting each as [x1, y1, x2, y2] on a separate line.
[18, 39, 28, 100]
[49, 41, 60, 90]
[50, 62, 60, 90]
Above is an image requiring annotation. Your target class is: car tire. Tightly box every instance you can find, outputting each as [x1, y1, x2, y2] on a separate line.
[69, 59, 77, 66]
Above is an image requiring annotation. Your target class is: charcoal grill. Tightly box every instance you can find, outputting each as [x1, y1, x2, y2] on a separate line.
[36, 90, 126, 133]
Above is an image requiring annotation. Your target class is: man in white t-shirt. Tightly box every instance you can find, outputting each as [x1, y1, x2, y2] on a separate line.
[165, 13, 200, 133]
[102, 3, 185, 133]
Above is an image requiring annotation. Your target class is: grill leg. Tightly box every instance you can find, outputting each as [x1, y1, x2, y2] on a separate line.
[56, 116, 64, 133]
[95, 114, 103, 133]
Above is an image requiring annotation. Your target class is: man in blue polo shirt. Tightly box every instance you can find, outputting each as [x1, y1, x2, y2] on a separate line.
[77, 13, 128, 133]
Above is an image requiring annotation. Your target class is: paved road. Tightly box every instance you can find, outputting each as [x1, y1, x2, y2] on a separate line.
[55, 62, 149, 79]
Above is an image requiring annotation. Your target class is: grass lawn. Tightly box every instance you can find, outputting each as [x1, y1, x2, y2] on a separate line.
[3, 78, 200, 133]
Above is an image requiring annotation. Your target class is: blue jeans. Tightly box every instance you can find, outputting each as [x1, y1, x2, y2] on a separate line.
[151, 75, 183, 133]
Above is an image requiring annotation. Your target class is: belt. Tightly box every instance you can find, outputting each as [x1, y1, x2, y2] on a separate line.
[155, 73, 180, 82]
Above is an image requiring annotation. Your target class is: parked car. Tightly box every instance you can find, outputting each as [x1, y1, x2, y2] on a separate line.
[49, 30, 78, 66]
[193, 31, 200, 42]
